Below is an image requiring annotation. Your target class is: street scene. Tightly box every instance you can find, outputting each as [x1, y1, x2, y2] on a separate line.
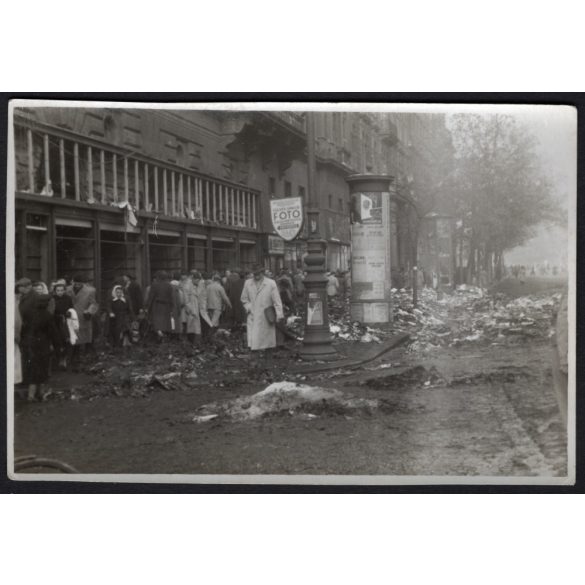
[9, 103, 574, 480]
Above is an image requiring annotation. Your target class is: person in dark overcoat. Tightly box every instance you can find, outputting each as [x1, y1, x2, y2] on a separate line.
[20, 294, 59, 402]
[122, 274, 144, 314]
[145, 271, 175, 339]
[225, 270, 246, 330]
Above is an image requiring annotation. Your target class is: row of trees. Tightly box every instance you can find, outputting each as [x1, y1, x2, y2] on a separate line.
[404, 113, 564, 290]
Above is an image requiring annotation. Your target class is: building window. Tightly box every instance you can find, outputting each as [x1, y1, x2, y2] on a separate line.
[103, 114, 119, 144]
[285, 181, 292, 197]
[298, 186, 305, 199]
[338, 197, 343, 211]
[269, 177, 276, 197]
[328, 194, 332, 208]
[176, 144, 185, 166]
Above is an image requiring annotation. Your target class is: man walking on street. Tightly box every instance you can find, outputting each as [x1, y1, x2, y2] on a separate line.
[240, 264, 284, 355]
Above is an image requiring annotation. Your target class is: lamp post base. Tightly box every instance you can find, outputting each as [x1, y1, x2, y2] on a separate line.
[298, 338, 339, 361]
[300, 236, 337, 361]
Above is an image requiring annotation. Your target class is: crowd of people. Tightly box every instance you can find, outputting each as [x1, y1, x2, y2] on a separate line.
[13, 264, 350, 402]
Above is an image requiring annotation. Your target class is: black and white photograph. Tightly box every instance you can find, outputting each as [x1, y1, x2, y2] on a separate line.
[5, 100, 576, 484]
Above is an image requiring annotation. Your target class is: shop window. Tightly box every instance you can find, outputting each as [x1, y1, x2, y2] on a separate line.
[100, 230, 141, 300]
[149, 235, 182, 279]
[188, 238, 208, 272]
[56, 223, 95, 285]
[211, 240, 235, 273]
[239, 242, 258, 272]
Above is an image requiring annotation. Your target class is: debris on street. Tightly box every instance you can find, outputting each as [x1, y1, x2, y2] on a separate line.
[190, 381, 380, 422]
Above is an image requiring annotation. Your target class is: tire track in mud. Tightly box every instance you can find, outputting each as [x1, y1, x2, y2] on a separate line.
[485, 381, 558, 476]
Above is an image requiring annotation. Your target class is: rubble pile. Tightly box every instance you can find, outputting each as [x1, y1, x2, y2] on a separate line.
[406, 286, 561, 353]
[191, 381, 379, 422]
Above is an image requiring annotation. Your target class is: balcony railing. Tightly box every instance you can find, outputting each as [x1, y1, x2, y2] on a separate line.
[268, 111, 307, 134]
[13, 116, 260, 230]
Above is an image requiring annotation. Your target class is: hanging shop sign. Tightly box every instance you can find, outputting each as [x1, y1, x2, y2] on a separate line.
[270, 197, 304, 241]
[267, 235, 285, 254]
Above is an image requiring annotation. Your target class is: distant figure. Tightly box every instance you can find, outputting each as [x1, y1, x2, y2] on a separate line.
[292, 268, 305, 301]
[326, 271, 339, 297]
[277, 269, 295, 312]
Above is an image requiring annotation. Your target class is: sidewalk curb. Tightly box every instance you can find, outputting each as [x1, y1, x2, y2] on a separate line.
[290, 333, 410, 375]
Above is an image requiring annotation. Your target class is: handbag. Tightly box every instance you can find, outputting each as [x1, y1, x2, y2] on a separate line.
[264, 305, 277, 324]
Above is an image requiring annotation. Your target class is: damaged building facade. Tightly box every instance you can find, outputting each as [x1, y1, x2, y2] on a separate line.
[13, 106, 452, 301]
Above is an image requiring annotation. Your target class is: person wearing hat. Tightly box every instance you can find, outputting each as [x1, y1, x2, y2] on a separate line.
[71, 273, 99, 370]
[240, 264, 284, 352]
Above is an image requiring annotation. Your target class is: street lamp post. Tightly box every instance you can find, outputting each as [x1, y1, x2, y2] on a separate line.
[299, 112, 337, 360]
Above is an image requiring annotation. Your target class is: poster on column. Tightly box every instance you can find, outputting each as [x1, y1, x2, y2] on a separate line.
[350, 192, 390, 302]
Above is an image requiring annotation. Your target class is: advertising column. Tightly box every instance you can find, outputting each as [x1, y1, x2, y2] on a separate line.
[345, 174, 394, 324]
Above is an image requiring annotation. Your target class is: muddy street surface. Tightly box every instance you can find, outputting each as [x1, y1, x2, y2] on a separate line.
[13, 279, 567, 479]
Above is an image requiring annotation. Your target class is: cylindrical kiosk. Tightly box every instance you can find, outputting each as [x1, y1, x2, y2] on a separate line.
[345, 174, 394, 324]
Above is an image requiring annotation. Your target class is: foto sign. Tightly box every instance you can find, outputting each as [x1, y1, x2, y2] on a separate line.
[270, 197, 303, 241]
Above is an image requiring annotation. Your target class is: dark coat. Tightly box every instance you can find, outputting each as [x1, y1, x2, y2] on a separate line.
[225, 274, 246, 325]
[21, 302, 59, 384]
[52, 294, 74, 345]
[19, 290, 39, 329]
[109, 298, 134, 344]
[125, 280, 144, 313]
[146, 280, 175, 333]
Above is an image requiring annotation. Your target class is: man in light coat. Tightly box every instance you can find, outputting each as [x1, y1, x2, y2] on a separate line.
[240, 264, 283, 351]
[206, 274, 232, 328]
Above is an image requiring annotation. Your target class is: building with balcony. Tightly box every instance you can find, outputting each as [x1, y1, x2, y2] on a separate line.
[12, 105, 451, 302]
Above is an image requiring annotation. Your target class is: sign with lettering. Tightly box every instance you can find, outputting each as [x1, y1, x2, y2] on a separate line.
[270, 197, 304, 241]
[267, 235, 285, 254]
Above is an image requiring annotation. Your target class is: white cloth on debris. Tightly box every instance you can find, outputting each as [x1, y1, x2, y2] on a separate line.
[66, 308, 80, 345]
